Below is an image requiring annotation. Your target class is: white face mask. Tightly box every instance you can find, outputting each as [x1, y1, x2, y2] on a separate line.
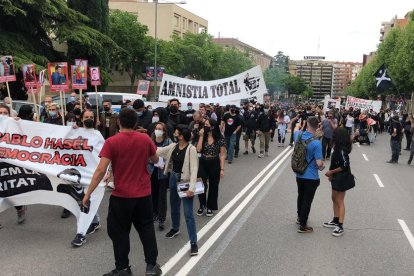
[0, 114, 8, 117]
[154, 130, 164, 138]
[66, 121, 76, 127]
[152, 116, 159, 123]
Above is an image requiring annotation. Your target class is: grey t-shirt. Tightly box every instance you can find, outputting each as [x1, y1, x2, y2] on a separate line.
[322, 118, 337, 139]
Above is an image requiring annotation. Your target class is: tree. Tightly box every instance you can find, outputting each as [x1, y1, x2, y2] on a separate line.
[286, 75, 309, 95]
[67, 0, 111, 89]
[108, 10, 150, 92]
[264, 67, 289, 97]
[271, 51, 289, 71]
[0, 0, 116, 98]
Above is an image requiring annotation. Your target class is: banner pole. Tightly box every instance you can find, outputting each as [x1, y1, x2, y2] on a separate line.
[94, 85, 99, 121]
[31, 87, 38, 120]
[80, 89, 83, 110]
[5, 81, 13, 112]
[60, 91, 66, 125]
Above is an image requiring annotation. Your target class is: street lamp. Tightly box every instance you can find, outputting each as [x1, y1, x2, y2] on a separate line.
[150, 0, 186, 101]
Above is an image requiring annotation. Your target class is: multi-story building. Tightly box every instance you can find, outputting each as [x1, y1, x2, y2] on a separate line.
[289, 58, 362, 101]
[109, 0, 208, 40]
[211, 38, 274, 71]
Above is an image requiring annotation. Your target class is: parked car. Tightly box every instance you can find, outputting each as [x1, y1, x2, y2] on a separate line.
[11, 100, 42, 115]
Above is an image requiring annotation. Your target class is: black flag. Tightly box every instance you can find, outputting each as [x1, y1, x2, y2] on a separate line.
[374, 64, 393, 92]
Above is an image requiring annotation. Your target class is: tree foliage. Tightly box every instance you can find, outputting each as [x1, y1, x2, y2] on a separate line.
[346, 10, 414, 99]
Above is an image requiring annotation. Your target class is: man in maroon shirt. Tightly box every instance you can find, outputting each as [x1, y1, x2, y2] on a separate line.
[83, 108, 161, 276]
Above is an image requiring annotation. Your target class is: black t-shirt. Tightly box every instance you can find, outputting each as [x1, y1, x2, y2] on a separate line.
[222, 113, 241, 137]
[390, 121, 402, 141]
[172, 144, 189, 173]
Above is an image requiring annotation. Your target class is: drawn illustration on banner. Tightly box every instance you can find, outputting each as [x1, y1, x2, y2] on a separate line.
[0, 56, 16, 83]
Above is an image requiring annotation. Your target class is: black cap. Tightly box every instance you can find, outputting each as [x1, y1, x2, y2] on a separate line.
[133, 99, 145, 109]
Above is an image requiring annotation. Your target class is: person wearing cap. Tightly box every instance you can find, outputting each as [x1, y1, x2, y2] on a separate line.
[133, 99, 153, 133]
[184, 102, 195, 123]
[206, 105, 218, 121]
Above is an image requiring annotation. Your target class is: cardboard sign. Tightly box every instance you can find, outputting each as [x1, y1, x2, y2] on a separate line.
[0, 56, 16, 83]
[48, 62, 69, 92]
[22, 64, 37, 92]
[90, 67, 101, 86]
[71, 60, 88, 90]
[137, 80, 150, 95]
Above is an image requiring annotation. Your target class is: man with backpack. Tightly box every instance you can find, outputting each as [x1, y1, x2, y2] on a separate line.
[291, 116, 324, 233]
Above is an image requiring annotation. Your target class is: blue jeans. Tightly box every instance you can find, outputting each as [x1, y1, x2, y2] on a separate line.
[225, 134, 236, 161]
[169, 172, 197, 244]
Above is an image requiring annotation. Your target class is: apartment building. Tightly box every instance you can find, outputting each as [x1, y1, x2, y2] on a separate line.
[212, 38, 274, 71]
[109, 0, 208, 40]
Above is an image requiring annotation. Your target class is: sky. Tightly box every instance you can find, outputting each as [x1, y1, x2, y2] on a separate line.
[176, 0, 413, 62]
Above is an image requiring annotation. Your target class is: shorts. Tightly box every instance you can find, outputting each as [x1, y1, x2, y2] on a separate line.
[243, 132, 256, 141]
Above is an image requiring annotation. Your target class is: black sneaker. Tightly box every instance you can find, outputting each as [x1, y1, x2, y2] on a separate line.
[165, 229, 180, 239]
[323, 220, 337, 228]
[228, 161, 232, 164]
[87, 222, 101, 235]
[146, 263, 162, 276]
[243, 151, 248, 155]
[206, 209, 213, 217]
[252, 146, 256, 154]
[234, 153, 238, 158]
[332, 226, 344, 237]
[0, 223, 3, 229]
[196, 208, 204, 216]
[71, 234, 86, 247]
[190, 243, 199, 256]
[61, 208, 71, 219]
[103, 267, 132, 276]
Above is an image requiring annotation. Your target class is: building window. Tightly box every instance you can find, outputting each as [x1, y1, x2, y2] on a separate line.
[174, 14, 180, 27]
[182, 17, 187, 30]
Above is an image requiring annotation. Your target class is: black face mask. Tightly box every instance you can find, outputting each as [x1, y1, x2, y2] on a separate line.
[170, 106, 178, 114]
[73, 108, 81, 116]
[204, 126, 211, 133]
[83, 119, 94, 129]
[103, 106, 110, 112]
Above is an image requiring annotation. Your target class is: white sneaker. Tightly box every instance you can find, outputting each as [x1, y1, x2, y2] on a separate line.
[258, 154, 265, 158]
[332, 226, 344, 237]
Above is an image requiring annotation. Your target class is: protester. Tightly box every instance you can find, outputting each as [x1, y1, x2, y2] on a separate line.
[294, 116, 324, 233]
[196, 119, 226, 217]
[40, 96, 53, 121]
[44, 103, 64, 126]
[156, 127, 199, 256]
[277, 109, 290, 147]
[324, 127, 353, 237]
[387, 115, 403, 164]
[66, 92, 77, 113]
[234, 107, 244, 158]
[99, 99, 119, 139]
[149, 122, 172, 230]
[184, 102, 195, 122]
[403, 113, 412, 150]
[256, 104, 275, 158]
[345, 112, 354, 136]
[0, 103, 27, 224]
[3, 97, 17, 117]
[221, 106, 241, 164]
[167, 98, 188, 132]
[71, 109, 102, 247]
[321, 111, 338, 160]
[242, 103, 257, 155]
[82, 108, 162, 276]
[133, 99, 152, 133]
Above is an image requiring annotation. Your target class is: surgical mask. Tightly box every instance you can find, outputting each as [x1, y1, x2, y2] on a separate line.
[148, 108, 153, 112]
[83, 119, 94, 129]
[66, 121, 76, 127]
[0, 114, 7, 117]
[154, 130, 164, 138]
[187, 106, 192, 110]
[264, 109, 269, 113]
[127, 105, 134, 110]
[49, 111, 57, 117]
[152, 116, 159, 123]
[136, 111, 143, 117]
[69, 96, 75, 102]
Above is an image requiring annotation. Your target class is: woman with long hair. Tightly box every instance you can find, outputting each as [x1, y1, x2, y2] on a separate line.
[149, 122, 172, 230]
[157, 127, 199, 256]
[324, 127, 353, 237]
[196, 119, 226, 217]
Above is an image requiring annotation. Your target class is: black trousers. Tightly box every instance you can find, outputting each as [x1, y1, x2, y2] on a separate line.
[296, 178, 320, 227]
[322, 136, 332, 159]
[107, 195, 158, 270]
[150, 170, 168, 220]
[198, 158, 221, 210]
[405, 130, 412, 149]
[289, 122, 296, 144]
[235, 132, 241, 155]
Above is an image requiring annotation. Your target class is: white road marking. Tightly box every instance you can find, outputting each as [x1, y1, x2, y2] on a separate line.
[161, 146, 292, 275]
[174, 149, 294, 276]
[362, 154, 369, 161]
[398, 219, 414, 251]
[373, 174, 384, 188]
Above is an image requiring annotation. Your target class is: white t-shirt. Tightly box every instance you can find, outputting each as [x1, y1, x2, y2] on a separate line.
[345, 115, 354, 128]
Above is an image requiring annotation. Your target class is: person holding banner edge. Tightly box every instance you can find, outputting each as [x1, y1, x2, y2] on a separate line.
[82, 108, 162, 276]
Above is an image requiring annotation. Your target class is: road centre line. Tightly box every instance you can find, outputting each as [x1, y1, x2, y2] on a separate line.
[362, 154, 369, 161]
[161, 146, 292, 275]
[175, 149, 294, 276]
[398, 219, 414, 251]
[373, 174, 384, 188]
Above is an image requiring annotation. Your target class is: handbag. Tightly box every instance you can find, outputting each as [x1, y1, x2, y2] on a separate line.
[331, 170, 355, 192]
[176, 145, 205, 198]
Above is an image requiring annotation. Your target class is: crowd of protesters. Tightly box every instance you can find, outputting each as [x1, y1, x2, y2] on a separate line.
[1, 94, 413, 275]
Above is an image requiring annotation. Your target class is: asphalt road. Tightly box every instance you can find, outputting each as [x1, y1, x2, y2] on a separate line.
[1, 131, 414, 276]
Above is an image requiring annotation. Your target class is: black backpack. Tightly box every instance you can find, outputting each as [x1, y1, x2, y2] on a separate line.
[291, 132, 316, 174]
